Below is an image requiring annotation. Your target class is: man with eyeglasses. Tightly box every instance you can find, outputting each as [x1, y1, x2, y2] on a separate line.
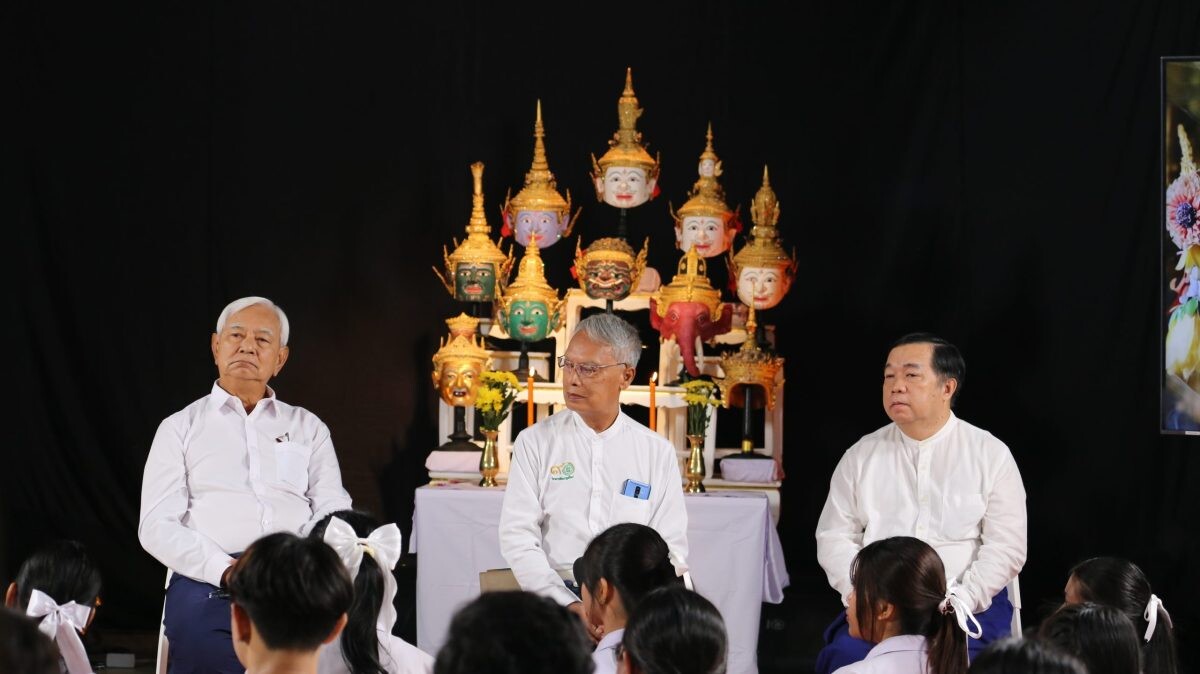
[499, 313, 689, 640]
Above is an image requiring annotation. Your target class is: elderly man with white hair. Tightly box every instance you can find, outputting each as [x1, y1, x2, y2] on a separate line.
[139, 296, 353, 673]
[499, 313, 689, 641]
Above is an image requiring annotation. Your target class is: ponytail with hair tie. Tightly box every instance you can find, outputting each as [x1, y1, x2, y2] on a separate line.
[1143, 594, 1172, 642]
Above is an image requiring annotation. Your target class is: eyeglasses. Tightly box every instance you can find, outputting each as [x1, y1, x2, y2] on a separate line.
[558, 356, 627, 379]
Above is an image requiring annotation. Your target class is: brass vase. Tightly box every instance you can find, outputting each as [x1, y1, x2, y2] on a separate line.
[684, 434, 706, 493]
[479, 429, 499, 487]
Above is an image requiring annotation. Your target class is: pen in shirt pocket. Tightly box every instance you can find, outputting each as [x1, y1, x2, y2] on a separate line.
[275, 433, 289, 443]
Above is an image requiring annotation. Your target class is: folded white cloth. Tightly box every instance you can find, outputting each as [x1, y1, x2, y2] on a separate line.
[425, 450, 482, 473]
[720, 458, 778, 483]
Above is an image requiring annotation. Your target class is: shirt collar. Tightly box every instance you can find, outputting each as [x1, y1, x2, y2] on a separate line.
[897, 411, 958, 447]
[569, 409, 626, 440]
[595, 628, 624, 651]
[865, 634, 926, 659]
[209, 380, 278, 415]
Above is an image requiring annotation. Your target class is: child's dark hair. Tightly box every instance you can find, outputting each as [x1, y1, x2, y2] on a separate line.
[14, 540, 102, 610]
[310, 509, 390, 674]
[572, 523, 681, 617]
[434, 591, 593, 674]
[1069, 556, 1177, 674]
[849, 536, 966, 674]
[621, 586, 727, 674]
[969, 637, 1087, 674]
[1037, 602, 1142, 674]
[228, 531, 353, 651]
[0, 607, 61, 674]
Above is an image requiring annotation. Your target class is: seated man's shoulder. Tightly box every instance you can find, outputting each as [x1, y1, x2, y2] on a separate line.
[842, 423, 900, 456]
[954, 417, 1013, 454]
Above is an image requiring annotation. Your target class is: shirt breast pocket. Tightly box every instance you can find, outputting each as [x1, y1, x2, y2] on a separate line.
[942, 493, 986, 540]
[610, 494, 652, 526]
[273, 442, 311, 493]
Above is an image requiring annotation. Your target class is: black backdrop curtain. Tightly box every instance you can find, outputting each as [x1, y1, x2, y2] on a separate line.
[8, 1, 1200, 669]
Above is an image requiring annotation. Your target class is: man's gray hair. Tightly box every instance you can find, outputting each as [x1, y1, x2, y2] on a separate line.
[215, 296, 291, 346]
[573, 313, 641, 367]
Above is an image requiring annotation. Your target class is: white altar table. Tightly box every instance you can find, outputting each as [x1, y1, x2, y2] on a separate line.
[411, 483, 788, 674]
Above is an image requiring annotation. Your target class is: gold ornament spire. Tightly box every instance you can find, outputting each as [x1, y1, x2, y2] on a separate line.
[672, 123, 734, 225]
[731, 165, 797, 274]
[435, 162, 514, 295]
[591, 68, 660, 180]
[500, 234, 564, 318]
[503, 101, 577, 236]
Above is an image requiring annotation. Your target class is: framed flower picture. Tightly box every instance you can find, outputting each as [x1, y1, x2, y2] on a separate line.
[1161, 56, 1200, 433]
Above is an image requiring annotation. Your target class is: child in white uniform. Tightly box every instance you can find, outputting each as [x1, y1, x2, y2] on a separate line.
[572, 523, 682, 674]
[311, 511, 434, 674]
[832, 536, 973, 674]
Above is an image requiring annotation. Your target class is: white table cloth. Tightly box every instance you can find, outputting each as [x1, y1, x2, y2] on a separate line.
[411, 483, 789, 674]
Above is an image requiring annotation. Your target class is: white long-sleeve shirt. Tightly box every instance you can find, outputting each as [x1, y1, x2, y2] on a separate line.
[318, 632, 434, 674]
[592, 628, 624, 674]
[499, 409, 689, 607]
[138, 382, 353, 586]
[815, 413, 1027, 613]
[832, 635, 927, 674]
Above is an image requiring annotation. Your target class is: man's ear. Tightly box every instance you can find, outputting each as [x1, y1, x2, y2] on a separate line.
[322, 613, 349, 645]
[211, 333, 220, 363]
[274, 345, 290, 376]
[942, 377, 958, 402]
[619, 366, 635, 390]
[230, 604, 253, 645]
[4, 582, 17, 608]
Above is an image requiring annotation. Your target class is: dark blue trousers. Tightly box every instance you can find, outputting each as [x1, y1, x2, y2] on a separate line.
[814, 587, 1013, 674]
[163, 573, 242, 674]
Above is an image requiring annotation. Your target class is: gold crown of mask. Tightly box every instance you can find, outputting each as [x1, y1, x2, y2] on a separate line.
[671, 123, 735, 224]
[502, 101, 579, 240]
[574, 236, 649, 282]
[590, 68, 661, 181]
[652, 247, 724, 322]
[730, 166, 798, 276]
[435, 162, 514, 296]
[500, 236, 564, 320]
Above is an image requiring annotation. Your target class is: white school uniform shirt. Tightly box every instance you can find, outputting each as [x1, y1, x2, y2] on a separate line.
[831, 635, 928, 674]
[815, 413, 1027, 613]
[318, 631, 434, 674]
[138, 382, 353, 586]
[592, 628, 624, 674]
[499, 409, 689, 607]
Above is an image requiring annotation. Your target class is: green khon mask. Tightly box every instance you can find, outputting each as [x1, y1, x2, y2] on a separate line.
[504, 299, 554, 342]
[454, 262, 497, 302]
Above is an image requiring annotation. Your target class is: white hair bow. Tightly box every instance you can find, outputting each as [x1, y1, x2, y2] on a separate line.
[1143, 594, 1173, 642]
[937, 580, 983, 639]
[323, 517, 404, 634]
[26, 588, 94, 674]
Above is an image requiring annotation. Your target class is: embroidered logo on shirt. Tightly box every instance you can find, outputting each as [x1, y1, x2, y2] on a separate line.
[549, 462, 575, 480]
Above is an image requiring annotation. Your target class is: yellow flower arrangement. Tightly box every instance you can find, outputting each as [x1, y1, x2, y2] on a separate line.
[682, 379, 720, 437]
[474, 370, 520, 430]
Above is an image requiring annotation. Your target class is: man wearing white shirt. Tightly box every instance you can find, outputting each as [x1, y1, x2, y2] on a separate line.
[139, 296, 353, 673]
[815, 333, 1027, 674]
[499, 314, 688, 638]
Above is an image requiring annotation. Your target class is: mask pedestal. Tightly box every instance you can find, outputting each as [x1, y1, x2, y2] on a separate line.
[438, 406, 478, 452]
[510, 341, 545, 382]
[721, 385, 769, 461]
